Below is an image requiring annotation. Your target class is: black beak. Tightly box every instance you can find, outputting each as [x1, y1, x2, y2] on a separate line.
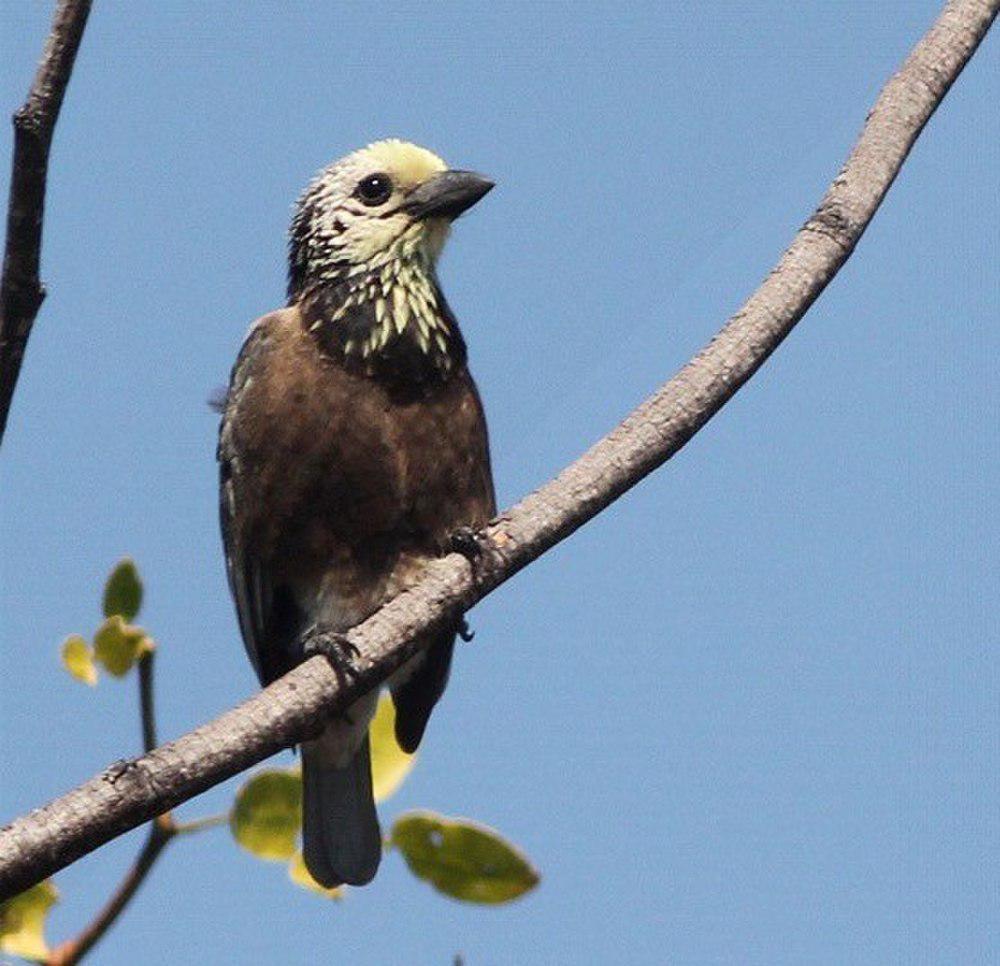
[404, 170, 494, 220]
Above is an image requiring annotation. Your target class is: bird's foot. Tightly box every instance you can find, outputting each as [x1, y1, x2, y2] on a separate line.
[447, 526, 502, 587]
[448, 525, 485, 561]
[301, 624, 362, 690]
[458, 618, 475, 643]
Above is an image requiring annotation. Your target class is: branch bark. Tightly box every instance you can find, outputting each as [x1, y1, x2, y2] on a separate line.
[0, 0, 91, 447]
[1, 0, 996, 900]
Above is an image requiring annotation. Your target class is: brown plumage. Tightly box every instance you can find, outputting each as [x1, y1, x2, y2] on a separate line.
[218, 140, 494, 887]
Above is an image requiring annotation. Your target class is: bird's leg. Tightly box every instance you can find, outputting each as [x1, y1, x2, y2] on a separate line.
[444, 526, 504, 634]
[300, 623, 362, 692]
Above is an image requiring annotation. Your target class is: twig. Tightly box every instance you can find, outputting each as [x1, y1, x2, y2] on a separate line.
[172, 813, 227, 836]
[0, 0, 91, 447]
[46, 651, 176, 966]
[46, 819, 174, 966]
[0, 0, 995, 900]
[137, 650, 158, 754]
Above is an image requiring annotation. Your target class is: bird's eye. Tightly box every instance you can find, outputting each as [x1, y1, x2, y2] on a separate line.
[355, 173, 393, 206]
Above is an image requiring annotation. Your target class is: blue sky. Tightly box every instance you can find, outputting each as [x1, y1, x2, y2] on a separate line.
[2, 2, 997, 963]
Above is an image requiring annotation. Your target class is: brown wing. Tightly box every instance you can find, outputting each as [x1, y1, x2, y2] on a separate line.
[218, 314, 280, 684]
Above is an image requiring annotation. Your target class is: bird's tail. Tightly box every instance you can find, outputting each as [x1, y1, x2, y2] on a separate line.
[301, 731, 382, 888]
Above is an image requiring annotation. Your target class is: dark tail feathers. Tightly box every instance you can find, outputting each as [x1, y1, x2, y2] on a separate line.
[301, 733, 381, 887]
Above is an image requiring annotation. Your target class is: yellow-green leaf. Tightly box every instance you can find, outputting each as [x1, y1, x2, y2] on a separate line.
[369, 694, 417, 803]
[61, 635, 98, 686]
[391, 811, 539, 904]
[0, 880, 58, 962]
[287, 850, 345, 899]
[93, 616, 153, 677]
[230, 769, 302, 861]
[103, 558, 143, 620]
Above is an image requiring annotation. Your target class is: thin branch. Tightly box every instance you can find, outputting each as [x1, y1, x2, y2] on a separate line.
[172, 813, 227, 836]
[46, 652, 175, 965]
[42, 651, 224, 962]
[137, 651, 158, 754]
[0, 0, 91, 447]
[45, 819, 174, 966]
[44, 809, 226, 966]
[0, 0, 995, 901]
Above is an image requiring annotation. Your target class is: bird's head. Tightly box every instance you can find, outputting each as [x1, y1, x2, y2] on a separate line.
[288, 140, 493, 301]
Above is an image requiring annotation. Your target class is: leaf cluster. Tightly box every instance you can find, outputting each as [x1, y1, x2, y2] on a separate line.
[60, 559, 150, 684]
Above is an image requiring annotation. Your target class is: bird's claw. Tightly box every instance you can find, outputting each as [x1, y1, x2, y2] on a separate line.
[447, 525, 502, 587]
[458, 618, 475, 643]
[301, 625, 362, 689]
[448, 525, 484, 561]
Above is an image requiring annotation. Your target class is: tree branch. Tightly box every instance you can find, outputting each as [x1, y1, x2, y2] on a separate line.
[0, 0, 91, 447]
[45, 819, 174, 966]
[0, 0, 995, 901]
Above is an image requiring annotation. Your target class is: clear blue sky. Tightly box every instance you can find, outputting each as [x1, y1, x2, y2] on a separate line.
[2, 3, 997, 963]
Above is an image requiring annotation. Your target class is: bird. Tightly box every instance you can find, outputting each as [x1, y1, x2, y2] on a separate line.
[217, 139, 495, 888]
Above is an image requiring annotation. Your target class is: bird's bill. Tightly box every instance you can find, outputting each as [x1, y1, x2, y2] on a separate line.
[404, 170, 494, 220]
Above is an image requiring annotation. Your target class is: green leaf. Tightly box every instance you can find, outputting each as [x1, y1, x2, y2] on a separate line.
[103, 558, 143, 621]
[369, 693, 417, 803]
[0, 879, 58, 962]
[93, 616, 153, 677]
[287, 850, 345, 899]
[61, 635, 98, 686]
[230, 769, 302, 861]
[391, 811, 540, 904]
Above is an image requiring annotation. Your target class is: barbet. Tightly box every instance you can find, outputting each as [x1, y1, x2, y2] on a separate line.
[218, 140, 495, 887]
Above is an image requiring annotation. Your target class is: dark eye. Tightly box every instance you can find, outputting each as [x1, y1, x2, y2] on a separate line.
[355, 173, 393, 206]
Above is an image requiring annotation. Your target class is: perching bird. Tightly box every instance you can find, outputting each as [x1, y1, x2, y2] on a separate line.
[218, 140, 495, 888]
